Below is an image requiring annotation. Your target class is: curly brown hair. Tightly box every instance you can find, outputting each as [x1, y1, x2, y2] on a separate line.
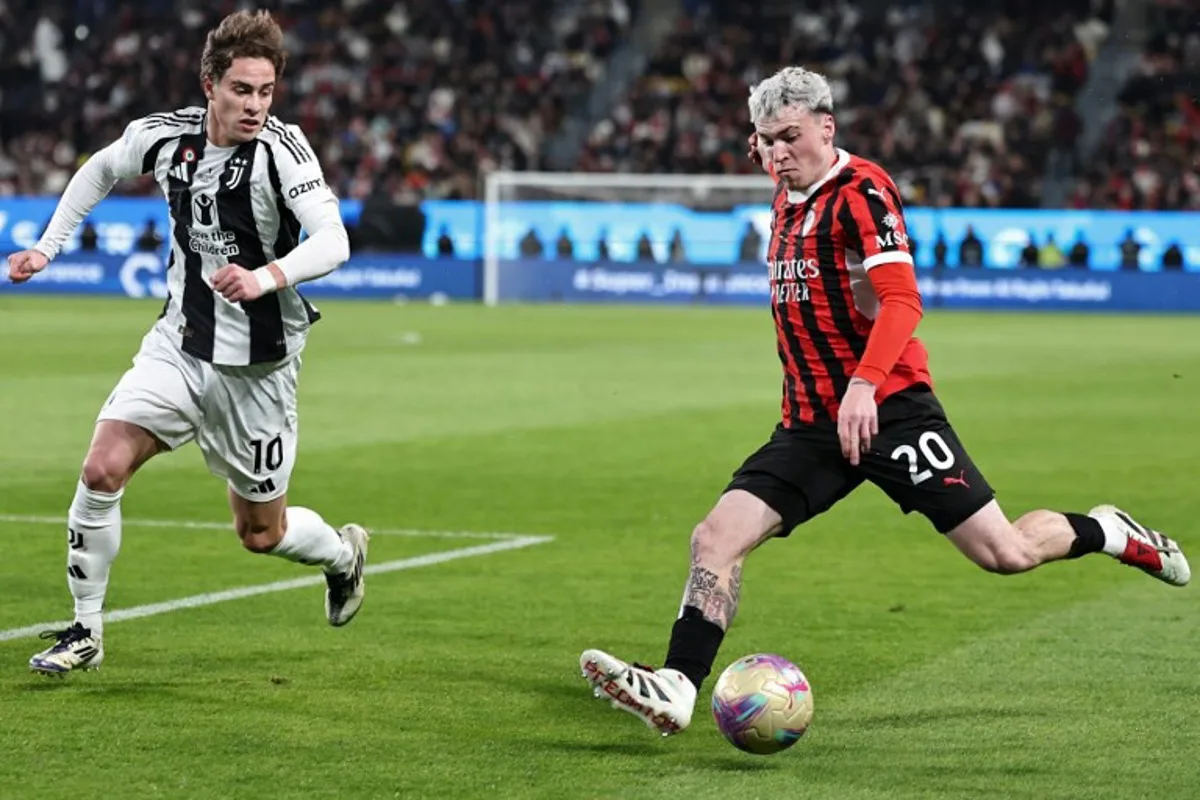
[200, 10, 287, 84]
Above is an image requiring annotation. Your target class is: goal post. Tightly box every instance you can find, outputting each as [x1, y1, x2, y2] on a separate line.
[481, 170, 777, 305]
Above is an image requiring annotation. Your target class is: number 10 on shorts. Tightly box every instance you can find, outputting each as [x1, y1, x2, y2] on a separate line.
[891, 431, 956, 485]
[250, 435, 284, 474]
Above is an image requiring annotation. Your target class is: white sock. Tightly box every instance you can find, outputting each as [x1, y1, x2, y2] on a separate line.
[1095, 515, 1129, 557]
[67, 480, 123, 639]
[269, 507, 353, 575]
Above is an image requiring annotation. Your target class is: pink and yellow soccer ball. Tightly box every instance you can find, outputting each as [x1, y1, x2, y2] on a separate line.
[711, 653, 814, 755]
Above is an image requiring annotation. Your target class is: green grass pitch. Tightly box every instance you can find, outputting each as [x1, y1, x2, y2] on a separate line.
[0, 296, 1197, 799]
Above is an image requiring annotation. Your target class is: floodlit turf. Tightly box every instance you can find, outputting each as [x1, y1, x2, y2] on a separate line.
[0, 296, 1197, 799]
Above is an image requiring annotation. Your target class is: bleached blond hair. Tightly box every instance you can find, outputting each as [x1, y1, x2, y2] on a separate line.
[748, 66, 834, 125]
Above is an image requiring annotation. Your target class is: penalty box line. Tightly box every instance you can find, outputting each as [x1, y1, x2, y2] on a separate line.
[0, 515, 554, 643]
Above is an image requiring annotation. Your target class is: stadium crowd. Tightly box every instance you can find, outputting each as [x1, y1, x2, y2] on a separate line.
[1066, 0, 1200, 211]
[578, 0, 1111, 209]
[0, 0, 1194, 211]
[0, 0, 634, 200]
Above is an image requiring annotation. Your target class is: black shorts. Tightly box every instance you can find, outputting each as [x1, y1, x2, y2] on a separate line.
[725, 386, 995, 535]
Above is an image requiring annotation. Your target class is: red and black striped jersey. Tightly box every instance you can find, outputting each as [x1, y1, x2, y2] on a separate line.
[766, 149, 932, 427]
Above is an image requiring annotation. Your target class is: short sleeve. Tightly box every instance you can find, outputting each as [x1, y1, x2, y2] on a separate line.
[842, 176, 914, 270]
[270, 122, 337, 219]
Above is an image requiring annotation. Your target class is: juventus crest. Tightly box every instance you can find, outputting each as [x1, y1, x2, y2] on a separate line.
[223, 154, 250, 190]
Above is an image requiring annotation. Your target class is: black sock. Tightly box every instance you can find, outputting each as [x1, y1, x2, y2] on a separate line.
[1064, 512, 1105, 558]
[664, 605, 725, 691]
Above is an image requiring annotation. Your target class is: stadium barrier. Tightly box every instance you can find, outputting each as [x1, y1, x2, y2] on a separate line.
[1, 196, 1197, 271]
[3, 252, 1198, 312]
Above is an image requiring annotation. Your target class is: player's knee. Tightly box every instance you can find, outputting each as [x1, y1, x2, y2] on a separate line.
[691, 516, 754, 566]
[235, 514, 286, 554]
[80, 451, 131, 494]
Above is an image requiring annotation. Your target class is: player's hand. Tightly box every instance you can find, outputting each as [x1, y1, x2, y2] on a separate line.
[747, 132, 764, 169]
[7, 249, 49, 284]
[838, 378, 879, 467]
[211, 264, 262, 303]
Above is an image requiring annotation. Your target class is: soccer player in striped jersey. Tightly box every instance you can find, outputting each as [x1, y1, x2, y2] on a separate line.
[579, 66, 1189, 735]
[7, 10, 368, 675]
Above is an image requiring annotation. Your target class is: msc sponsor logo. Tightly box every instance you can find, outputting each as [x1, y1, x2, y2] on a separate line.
[875, 230, 910, 249]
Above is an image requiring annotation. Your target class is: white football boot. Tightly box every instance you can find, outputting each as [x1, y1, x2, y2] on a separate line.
[325, 523, 369, 626]
[29, 623, 104, 675]
[1090, 505, 1190, 587]
[579, 648, 697, 735]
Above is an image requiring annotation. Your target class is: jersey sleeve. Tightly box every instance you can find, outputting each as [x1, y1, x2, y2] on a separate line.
[842, 175, 914, 270]
[107, 117, 164, 180]
[272, 123, 338, 219]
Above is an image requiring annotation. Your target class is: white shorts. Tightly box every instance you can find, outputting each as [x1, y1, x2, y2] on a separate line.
[98, 322, 300, 502]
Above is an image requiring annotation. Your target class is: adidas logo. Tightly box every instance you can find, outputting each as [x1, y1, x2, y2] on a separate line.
[169, 163, 189, 182]
[248, 478, 277, 495]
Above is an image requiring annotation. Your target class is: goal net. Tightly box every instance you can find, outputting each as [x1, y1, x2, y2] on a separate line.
[481, 171, 776, 305]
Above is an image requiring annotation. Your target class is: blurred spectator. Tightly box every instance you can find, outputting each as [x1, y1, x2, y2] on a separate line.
[436, 224, 456, 257]
[136, 219, 164, 252]
[1019, 235, 1039, 267]
[1068, 233, 1089, 267]
[737, 222, 761, 263]
[635, 231, 655, 262]
[1119, 228, 1141, 270]
[596, 228, 611, 260]
[79, 220, 99, 251]
[1037, 233, 1066, 268]
[1162, 242, 1185, 270]
[668, 228, 686, 263]
[959, 226, 985, 267]
[519, 227, 544, 257]
[555, 227, 574, 259]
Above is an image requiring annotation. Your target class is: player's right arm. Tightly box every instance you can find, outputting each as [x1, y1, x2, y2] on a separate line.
[7, 118, 150, 283]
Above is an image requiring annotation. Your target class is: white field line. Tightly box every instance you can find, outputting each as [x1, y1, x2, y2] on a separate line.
[0, 514, 525, 541]
[0, 516, 554, 643]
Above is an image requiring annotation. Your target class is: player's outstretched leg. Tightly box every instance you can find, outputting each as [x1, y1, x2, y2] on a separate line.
[234, 493, 370, 626]
[580, 490, 781, 735]
[31, 421, 162, 675]
[947, 501, 1189, 587]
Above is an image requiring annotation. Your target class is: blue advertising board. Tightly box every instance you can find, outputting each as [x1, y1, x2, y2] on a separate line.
[2, 252, 1196, 312]
[0, 253, 478, 301]
[2, 196, 1195, 272]
[497, 260, 1200, 312]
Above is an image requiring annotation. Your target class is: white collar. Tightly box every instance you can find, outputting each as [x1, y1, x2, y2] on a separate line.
[785, 148, 851, 204]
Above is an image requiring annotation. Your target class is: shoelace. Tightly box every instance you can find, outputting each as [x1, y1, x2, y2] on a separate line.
[38, 623, 89, 647]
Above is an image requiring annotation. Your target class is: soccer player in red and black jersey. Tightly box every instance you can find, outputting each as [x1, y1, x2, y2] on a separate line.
[579, 66, 1190, 737]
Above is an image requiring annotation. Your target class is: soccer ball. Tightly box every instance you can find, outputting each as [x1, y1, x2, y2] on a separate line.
[710, 653, 814, 755]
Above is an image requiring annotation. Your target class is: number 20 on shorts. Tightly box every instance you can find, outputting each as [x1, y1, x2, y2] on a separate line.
[890, 431, 956, 485]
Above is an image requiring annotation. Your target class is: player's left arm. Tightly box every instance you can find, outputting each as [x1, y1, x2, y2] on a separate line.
[214, 127, 349, 302]
[836, 175, 924, 464]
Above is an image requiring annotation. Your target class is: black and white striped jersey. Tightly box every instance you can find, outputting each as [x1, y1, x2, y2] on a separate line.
[112, 107, 336, 366]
